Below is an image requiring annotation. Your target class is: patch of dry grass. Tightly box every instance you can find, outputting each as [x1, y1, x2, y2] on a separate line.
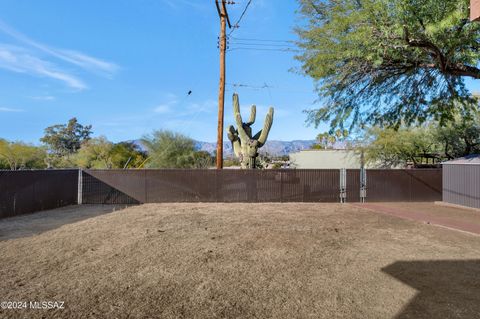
[0, 203, 479, 319]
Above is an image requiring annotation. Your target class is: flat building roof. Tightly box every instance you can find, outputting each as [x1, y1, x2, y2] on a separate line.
[472, 0, 480, 21]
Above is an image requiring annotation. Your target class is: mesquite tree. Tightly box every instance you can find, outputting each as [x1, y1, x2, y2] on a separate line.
[297, 0, 480, 130]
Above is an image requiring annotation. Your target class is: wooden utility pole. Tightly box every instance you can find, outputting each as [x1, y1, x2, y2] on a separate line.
[215, 0, 231, 169]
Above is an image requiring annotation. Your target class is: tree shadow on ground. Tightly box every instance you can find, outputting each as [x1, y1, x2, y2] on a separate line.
[382, 260, 480, 319]
[0, 205, 130, 241]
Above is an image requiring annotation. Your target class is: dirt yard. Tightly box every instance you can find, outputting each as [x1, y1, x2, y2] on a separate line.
[0, 203, 479, 319]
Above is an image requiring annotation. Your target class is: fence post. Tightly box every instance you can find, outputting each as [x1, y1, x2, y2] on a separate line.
[360, 168, 367, 203]
[280, 170, 284, 203]
[77, 169, 83, 205]
[215, 169, 219, 202]
[340, 168, 347, 203]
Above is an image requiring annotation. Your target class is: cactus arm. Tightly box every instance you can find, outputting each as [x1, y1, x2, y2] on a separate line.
[233, 93, 249, 141]
[227, 125, 242, 158]
[257, 107, 274, 146]
[227, 125, 238, 142]
[236, 115, 249, 140]
[232, 140, 242, 158]
[233, 93, 242, 125]
[247, 105, 256, 126]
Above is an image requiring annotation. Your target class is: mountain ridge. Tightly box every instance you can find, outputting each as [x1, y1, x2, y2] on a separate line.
[132, 139, 317, 157]
[194, 140, 317, 157]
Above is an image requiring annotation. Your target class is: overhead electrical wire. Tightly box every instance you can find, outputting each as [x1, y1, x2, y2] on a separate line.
[227, 34, 299, 53]
[229, 42, 296, 47]
[227, 47, 301, 53]
[228, 0, 253, 36]
[230, 36, 294, 43]
[226, 83, 312, 93]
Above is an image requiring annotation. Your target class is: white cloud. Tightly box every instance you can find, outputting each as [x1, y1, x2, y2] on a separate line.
[154, 104, 171, 114]
[0, 44, 87, 90]
[161, 0, 206, 10]
[0, 19, 119, 90]
[30, 95, 56, 101]
[185, 99, 217, 114]
[0, 19, 118, 76]
[56, 49, 119, 76]
[152, 93, 178, 113]
[155, 98, 217, 117]
[0, 106, 23, 112]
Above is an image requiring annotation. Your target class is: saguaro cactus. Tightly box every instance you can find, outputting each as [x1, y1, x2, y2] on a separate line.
[227, 93, 274, 169]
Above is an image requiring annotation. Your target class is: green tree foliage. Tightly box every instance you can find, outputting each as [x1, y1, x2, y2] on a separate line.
[361, 127, 439, 167]
[0, 139, 46, 170]
[312, 129, 349, 149]
[362, 109, 480, 166]
[435, 110, 480, 159]
[297, 0, 480, 130]
[191, 151, 214, 168]
[141, 130, 200, 168]
[223, 157, 241, 167]
[41, 117, 92, 156]
[110, 142, 147, 169]
[73, 139, 148, 169]
[73, 137, 114, 169]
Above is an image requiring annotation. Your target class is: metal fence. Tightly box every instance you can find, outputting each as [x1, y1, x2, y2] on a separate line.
[82, 169, 442, 204]
[0, 169, 443, 219]
[365, 169, 442, 202]
[443, 164, 480, 209]
[82, 169, 341, 203]
[0, 170, 78, 219]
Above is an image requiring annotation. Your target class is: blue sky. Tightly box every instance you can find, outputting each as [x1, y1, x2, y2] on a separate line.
[2, 1, 479, 145]
[0, 0, 325, 144]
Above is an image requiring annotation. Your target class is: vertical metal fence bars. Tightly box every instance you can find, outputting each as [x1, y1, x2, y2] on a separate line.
[77, 169, 83, 205]
[360, 168, 367, 203]
[0, 170, 78, 219]
[339, 168, 347, 203]
[0, 168, 444, 219]
[79, 168, 442, 204]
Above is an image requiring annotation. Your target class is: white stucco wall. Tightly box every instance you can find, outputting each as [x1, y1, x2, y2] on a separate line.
[289, 150, 368, 169]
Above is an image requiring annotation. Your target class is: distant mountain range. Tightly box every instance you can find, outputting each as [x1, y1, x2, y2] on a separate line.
[133, 139, 318, 157]
[195, 140, 318, 157]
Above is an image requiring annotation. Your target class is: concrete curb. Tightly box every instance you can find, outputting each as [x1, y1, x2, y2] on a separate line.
[434, 201, 480, 213]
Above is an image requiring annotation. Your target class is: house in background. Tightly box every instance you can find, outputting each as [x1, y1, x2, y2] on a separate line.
[472, 0, 480, 21]
[289, 149, 369, 169]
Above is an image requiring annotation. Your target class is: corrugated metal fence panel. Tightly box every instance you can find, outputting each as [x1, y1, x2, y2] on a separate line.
[346, 170, 361, 202]
[0, 168, 447, 217]
[82, 170, 142, 204]
[216, 170, 250, 202]
[0, 170, 78, 219]
[366, 169, 442, 202]
[81, 169, 341, 203]
[443, 164, 480, 209]
[146, 169, 217, 202]
[80, 169, 441, 204]
[408, 169, 442, 201]
[256, 170, 283, 202]
[279, 169, 340, 202]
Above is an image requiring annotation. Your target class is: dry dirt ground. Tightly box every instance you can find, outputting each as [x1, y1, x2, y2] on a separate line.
[0, 203, 479, 319]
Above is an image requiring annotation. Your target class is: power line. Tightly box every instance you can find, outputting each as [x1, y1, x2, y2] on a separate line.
[230, 36, 294, 43]
[228, 0, 253, 36]
[229, 42, 296, 48]
[227, 47, 301, 53]
[226, 82, 313, 93]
